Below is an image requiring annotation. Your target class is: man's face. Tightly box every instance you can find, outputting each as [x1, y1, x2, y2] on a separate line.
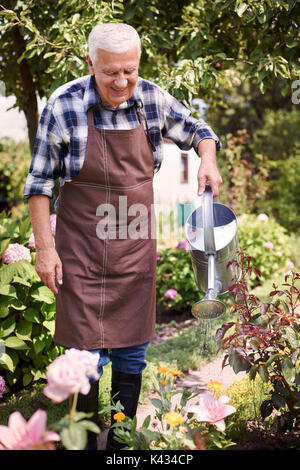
[87, 47, 140, 108]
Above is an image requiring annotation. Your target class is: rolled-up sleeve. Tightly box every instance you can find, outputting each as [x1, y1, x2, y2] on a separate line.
[23, 102, 64, 200]
[161, 91, 221, 154]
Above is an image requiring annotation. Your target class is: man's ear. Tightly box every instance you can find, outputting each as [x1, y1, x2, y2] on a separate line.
[86, 55, 95, 75]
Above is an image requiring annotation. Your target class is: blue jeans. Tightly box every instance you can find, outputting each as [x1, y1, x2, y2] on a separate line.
[89, 342, 149, 378]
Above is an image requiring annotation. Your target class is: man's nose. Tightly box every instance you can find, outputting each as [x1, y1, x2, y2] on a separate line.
[114, 75, 128, 89]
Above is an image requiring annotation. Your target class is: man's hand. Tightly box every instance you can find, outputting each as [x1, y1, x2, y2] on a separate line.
[35, 247, 63, 295]
[197, 139, 222, 197]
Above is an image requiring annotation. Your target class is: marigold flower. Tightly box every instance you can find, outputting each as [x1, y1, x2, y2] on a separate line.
[206, 381, 223, 392]
[164, 411, 184, 427]
[161, 380, 167, 387]
[113, 412, 125, 422]
[157, 366, 169, 374]
[169, 369, 182, 377]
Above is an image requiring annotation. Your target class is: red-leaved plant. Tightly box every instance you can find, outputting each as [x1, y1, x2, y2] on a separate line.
[217, 250, 300, 433]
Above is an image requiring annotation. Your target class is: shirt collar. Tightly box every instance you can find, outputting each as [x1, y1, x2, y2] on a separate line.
[83, 75, 143, 112]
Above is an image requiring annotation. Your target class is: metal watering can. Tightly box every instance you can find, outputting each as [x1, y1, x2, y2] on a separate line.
[184, 185, 241, 320]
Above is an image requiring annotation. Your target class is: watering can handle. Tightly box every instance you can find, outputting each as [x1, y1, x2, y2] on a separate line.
[202, 184, 216, 255]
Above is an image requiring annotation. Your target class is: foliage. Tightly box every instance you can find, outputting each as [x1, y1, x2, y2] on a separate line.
[217, 250, 300, 436]
[0, 138, 30, 214]
[1, 0, 299, 148]
[256, 154, 300, 234]
[218, 129, 270, 216]
[0, 212, 64, 391]
[237, 214, 291, 287]
[156, 244, 200, 314]
[225, 375, 271, 442]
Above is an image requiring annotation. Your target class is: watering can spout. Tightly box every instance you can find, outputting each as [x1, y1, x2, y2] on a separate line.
[184, 185, 241, 320]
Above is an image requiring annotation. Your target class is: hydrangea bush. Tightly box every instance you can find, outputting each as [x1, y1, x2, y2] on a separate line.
[0, 212, 64, 392]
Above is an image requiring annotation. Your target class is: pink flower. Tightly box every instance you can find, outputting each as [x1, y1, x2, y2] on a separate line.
[156, 253, 161, 260]
[50, 214, 56, 236]
[176, 240, 189, 252]
[287, 260, 295, 270]
[0, 376, 5, 398]
[28, 233, 35, 248]
[2, 243, 32, 264]
[257, 213, 269, 221]
[163, 273, 170, 277]
[264, 241, 274, 250]
[43, 349, 100, 403]
[188, 393, 236, 432]
[0, 410, 60, 450]
[164, 288, 178, 300]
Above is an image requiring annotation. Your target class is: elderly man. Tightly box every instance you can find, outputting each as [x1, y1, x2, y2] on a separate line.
[23, 23, 222, 450]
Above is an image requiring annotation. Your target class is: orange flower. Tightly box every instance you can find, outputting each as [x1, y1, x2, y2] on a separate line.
[164, 411, 184, 427]
[168, 369, 182, 377]
[161, 380, 167, 386]
[157, 366, 169, 374]
[206, 381, 223, 392]
[113, 412, 125, 422]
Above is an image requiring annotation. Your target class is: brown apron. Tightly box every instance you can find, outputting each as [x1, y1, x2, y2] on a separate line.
[54, 104, 156, 350]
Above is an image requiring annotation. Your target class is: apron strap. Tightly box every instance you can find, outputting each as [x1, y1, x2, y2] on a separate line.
[135, 101, 156, 153]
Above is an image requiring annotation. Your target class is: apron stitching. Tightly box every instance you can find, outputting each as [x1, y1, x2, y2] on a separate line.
[99, 129, 110, 348]
[69, 179, 153, 191]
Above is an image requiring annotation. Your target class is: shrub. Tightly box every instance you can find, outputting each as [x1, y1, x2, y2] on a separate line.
[0, 211, 64, 392]
[218, 251, 300, 436]
[237, 213, 291, 287]
[156, 241, 202, 314]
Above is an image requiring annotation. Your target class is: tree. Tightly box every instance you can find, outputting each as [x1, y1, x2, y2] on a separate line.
[1, 0, 299, 151]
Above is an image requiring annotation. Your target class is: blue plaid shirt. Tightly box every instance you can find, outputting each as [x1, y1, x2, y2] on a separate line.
[23, 74, 220, 200]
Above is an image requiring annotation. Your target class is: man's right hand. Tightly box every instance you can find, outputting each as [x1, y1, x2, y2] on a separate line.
[35, 247, 63, 295]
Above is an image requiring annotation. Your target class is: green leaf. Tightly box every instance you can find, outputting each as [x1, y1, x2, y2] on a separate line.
[236, 2, 249, 17]
[61, 423, 87, 450]
[43, 320, 55, 335]
[5, 336, 29, 350]
[16, 319, 32, 341]
[77, 420, 100, 433]
[32, 335, 46, 354]
[23, 372, 33, 386]
[272, 393, 286, 410]
[24, 307, 41, 323]
[31, 286, 55, 304]
[0, 285, 17, 297]
[0, 350, 19, 372]
[249, 365, 257, 380]
[284, 327, 299, 349]
[1, 315, 16, 338]
[150, 398, 163, 410]
[265, 353, 280, 368]
[258, 364, 269, 382]
[282, 357, 295, 384]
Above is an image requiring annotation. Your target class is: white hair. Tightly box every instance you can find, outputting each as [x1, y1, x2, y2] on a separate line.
[88, 23, 141, 64]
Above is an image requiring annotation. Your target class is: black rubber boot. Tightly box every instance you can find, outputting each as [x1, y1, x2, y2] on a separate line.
[77, 380, 99, 450]
[106, 369, 142, 450]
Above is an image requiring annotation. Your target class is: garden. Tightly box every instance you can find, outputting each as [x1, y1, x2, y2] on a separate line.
[0, 0, 300, 452]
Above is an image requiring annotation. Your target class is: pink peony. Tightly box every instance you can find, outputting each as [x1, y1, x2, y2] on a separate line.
[0, 410, 60, 450]
[257, 213, 269, 221]
[2, 243, 32, 264]
[164, 288, 178, 300]
[0, 376, 5, 398]
[188, 393, 236, 432]
[264, 241, 274, 250]
[176, 240, 189, 252]
[43, 349, 100, 403]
